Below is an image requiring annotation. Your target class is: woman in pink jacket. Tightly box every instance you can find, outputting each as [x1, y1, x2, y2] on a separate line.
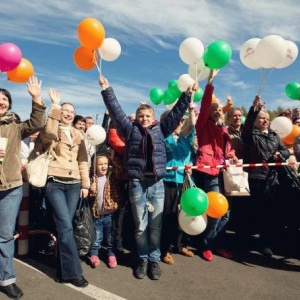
[193, 70, 237, 262]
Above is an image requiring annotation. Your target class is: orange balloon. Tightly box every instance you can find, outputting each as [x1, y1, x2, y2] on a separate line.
[7, 58, 34, 83]
[77, 18, 105, 50]
[73, 46, 98, 71]
[206, 191, 229, 218]
[211, 93, 220, 103]
[282, 124, 300, 145]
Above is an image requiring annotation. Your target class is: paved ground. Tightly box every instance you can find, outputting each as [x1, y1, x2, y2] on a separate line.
[3, 232, 300, 300]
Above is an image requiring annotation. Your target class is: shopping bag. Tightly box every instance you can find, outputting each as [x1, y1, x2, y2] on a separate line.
[73, 197, 96, 257]
[223, 159, 250, 196]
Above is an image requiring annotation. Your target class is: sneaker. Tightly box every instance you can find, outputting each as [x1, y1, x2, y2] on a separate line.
[202, 250, 213, 261]
[179, 247, 194, 257]
[162, 252, 175, 264]
[148, 261, 162, 280]
[108, 255, 117, 268]
[134, 260, 148, 279]
[89, 255, 100, 268]
[261, 247, 273, 257]
[215, 248, 233, 259]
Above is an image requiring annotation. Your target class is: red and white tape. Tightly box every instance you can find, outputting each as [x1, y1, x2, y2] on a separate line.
[166, 161, 300, 171]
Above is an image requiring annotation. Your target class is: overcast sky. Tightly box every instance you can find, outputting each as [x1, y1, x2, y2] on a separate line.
[1, 0, 300, 122]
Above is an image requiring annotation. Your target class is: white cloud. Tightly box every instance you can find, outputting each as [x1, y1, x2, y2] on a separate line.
[1, 1, 300, 120]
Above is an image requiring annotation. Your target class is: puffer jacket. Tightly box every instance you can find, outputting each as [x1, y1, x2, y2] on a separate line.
[241, 106, 290, 180]
[101, 87, 191, 180]
[0, 102, 46, 191]
[195, 84, 235, 176]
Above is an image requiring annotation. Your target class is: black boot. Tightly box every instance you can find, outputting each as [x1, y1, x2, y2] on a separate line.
[0, 283, 23, 299]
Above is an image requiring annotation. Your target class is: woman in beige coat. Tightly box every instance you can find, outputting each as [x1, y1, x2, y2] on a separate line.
[40, 89, 90, 288]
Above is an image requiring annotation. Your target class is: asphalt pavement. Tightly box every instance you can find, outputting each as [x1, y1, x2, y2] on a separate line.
[3, 232, 300, 300]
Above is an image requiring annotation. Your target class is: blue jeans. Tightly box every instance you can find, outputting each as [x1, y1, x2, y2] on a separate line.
[193, 171, 230, 250]
[0, 186, 23, 286]
[45, 180, 82, 280]
[129, 178, 164, 262]
[90, 213, 114, 256]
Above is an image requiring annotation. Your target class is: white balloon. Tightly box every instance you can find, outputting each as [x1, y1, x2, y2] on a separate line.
[188, 59, 210, 81]
[98, 38, 121, 62]
[86, 125, 106, 145]
[270, 116, 293, 139]
[239, 38, 261, 69]
[179, 37, 205, 65]
[275, 40, 299, 69]
[177, 74, 196, 92]
[254, 35, 287, 68]
[178, 210, 207, 235]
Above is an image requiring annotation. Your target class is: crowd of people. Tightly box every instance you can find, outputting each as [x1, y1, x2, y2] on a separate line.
[1, 71, 300, 299]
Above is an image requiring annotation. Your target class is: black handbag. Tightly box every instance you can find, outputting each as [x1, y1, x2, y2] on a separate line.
[73, 197, 96, 257]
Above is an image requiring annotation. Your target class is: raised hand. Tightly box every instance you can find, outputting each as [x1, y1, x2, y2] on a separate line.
[253, 95, 264, 109]
[48, 88, 61, 105]
[27, 76, 42, 104]
[207, 69, 219, 85]
[99, 76, 110, 90]
[186, 82, 199, 95]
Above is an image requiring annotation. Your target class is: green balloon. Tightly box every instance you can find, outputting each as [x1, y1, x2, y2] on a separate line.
[180, 187, 209, 217]
[167, 79, 182, 98]
[203, 40, 232, 69]
[285, 82, 300, 100]
[241, 115, 246, 124]
[193, 88, 204, 102]
[163, 89, 177, 105]
[149, 87, 164, 105]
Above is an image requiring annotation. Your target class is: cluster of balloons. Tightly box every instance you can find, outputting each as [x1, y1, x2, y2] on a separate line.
[0, 42, 34, 83]
[240, 35, 298, 70]
[149, 37, 232, 107]
[180, 37, 232, 82]
[149, 78, 203, 106]
[179, 186, 229, 235]
[270, 116, 300, 146]
[285, 82, 300, 100]
[73, 18, 121, 71]
[85, 125, 106, 146]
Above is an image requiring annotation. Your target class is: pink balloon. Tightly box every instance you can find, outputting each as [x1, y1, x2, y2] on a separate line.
[0, 43, 22, 72]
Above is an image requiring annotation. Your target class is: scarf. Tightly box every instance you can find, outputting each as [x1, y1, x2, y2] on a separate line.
[59, 123, 72, 143]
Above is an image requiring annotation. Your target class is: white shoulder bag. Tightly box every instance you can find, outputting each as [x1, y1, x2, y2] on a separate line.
[26, 143, 53, 187]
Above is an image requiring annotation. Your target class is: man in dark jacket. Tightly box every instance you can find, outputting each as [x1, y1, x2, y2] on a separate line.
[99, 75, 198, 280]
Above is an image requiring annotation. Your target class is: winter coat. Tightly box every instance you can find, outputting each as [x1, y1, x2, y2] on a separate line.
[227, 125, 244, 159]
[39, 106, 90, 189]
[241, 106, 290, 180]
[195, 84, 235, 176]
[0, 102, 46, 191]
[101, 87, 191, 180]
[89, 155, 124, 218]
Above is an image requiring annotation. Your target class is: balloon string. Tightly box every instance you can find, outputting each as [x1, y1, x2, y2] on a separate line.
[93, 145, 97, 179]
[258, 68, 265, 96]
[93, 51, 102, 77]
[258, 68, 274, 97]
